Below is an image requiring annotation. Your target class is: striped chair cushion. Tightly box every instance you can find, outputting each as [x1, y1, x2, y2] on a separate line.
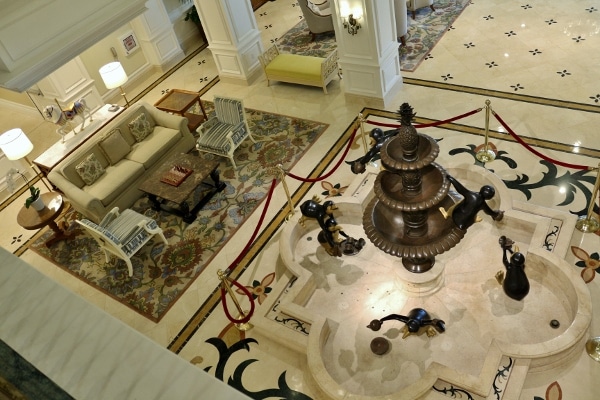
[213, 97, 243, 125]
[79, 219, 120, 245]
[105, 209, 150, 242]
[196, 122, 245, 154]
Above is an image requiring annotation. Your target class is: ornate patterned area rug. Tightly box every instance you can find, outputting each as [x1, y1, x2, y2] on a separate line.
[276, 0, 471, 71]
[29, 106, 329, 322]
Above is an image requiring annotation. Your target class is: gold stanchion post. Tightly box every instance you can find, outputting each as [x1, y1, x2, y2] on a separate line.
[277, 164, 295, 221]
[586, 336, 600, 362]
[358, 113, 368, 155]
[475, 99, 497, 163]
[217, 270, 253, 331]
[576, 163, 600, 233]
[26, 156, 53, 192]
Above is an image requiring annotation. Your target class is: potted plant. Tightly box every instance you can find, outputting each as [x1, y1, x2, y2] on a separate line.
[179, 0, 205, 39]
[6, 168, 43, 210]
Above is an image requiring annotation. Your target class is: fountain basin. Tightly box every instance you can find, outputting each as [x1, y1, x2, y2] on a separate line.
[272, 165, 589, 399]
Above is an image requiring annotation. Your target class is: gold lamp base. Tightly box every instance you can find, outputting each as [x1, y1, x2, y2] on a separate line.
[585, 337, 600, 362]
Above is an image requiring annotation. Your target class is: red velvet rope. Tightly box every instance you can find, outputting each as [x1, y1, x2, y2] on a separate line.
[218, 178, 276, 324]
[230, 178, 277, 268]
[220, 280, 255, 324]
[285, 126, 357, 182]
[492, 110, 590, 171]
[413, 108, 483, 128]
[365, 120, 401, 128]
[365, 108, 482, 129]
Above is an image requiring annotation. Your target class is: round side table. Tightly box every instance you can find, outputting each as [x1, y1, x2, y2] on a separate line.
[17, 192, 70, 247]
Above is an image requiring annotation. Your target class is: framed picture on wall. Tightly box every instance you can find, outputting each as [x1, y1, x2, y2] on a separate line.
[119, 31, 139, 56]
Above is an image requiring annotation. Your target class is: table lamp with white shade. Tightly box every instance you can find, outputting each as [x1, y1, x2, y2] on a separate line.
[99, 61, 130, 108]
[0, 128, 52, 191]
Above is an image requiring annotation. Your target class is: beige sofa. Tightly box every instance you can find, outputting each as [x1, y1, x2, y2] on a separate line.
[48, 102, 195, 223]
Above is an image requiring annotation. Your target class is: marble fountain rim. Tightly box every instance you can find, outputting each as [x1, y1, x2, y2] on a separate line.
[298, 212, 590, 399]
[306, 249, 591, 400]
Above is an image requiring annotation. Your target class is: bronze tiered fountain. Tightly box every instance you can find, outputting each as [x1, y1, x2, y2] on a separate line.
[361, 103, 465, 273]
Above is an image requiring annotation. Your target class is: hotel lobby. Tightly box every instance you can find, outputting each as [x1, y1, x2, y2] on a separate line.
[1, 0, 599, 399]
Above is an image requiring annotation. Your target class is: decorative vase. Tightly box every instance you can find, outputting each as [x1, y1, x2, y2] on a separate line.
[30, 196, 45, 211]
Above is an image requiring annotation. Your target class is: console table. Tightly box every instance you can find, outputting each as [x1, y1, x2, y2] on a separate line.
[33, 104, 125, 177]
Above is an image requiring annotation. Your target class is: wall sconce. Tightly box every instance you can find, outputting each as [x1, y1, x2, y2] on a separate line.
[343, 13, 361, 35]
[340, 1, 362, 36]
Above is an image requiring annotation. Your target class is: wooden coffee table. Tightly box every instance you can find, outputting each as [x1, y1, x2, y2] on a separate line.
[154, 89, 208, 132]
[17, 192, 71, 247]
[139, 153, 226, 223]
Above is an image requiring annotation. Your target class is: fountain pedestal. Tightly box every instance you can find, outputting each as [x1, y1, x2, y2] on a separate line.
[363, 104, 467, 273]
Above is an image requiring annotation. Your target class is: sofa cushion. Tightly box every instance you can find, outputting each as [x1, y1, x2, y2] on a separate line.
[128, 112, 156, 142]
[265, 54, 324, 81]
[125, 126, 180, 169]
[75, 153, 106, 186]
[98, 128, 131, 165]
[83, 160, 145, 206]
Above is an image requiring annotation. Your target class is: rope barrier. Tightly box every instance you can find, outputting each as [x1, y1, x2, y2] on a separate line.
[491, 110, 591, 171]
[220, 277, 255, 324]
[415, 108, 483, 128]
[285, 126, 358, 183]
[365, 108, 483, 129]
[218, 178, 276, 325]
[228, 178, 277, 270]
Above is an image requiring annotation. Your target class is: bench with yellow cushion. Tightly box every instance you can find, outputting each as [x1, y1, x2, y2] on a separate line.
[258, 45, 339, 94]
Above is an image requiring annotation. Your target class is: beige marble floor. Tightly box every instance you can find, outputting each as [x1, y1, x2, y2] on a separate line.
[2, 1, 600, 398]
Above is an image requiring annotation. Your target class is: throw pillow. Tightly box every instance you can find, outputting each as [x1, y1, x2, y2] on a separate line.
[99, 128, 131, 165]
[75, 153, 105, 186]
[128, 112, 155, 142]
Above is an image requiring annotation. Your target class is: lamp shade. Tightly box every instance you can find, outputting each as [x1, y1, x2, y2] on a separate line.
[0, 128, 34, 160]
[99, 61, 128, 89]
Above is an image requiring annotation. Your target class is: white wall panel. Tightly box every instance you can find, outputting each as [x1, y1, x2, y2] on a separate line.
[0, 0, 148, 92]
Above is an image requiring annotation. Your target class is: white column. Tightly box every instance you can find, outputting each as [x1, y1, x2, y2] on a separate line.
[130, 0, 185, 72]
[331, 0, 403, 107]
[195, 0, 264, 84]
[35, 57, 103, 112]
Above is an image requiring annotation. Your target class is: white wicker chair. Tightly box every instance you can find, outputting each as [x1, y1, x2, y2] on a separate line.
[195, 96, 256, 169]
[76, 207, 168, 276]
